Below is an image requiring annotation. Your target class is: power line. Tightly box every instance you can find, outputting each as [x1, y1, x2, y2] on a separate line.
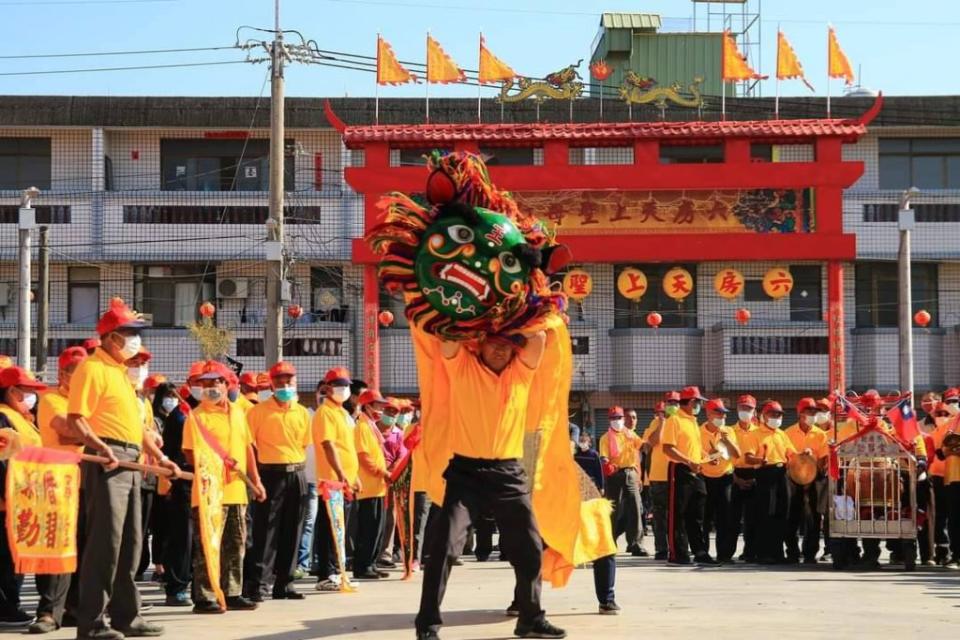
[0, 0, 177, 4]
[0, 59, 255, 77]
[0, 45, 237, 60]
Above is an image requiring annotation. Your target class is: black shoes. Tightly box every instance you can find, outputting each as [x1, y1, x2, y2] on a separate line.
[515, 618, 567, 639]
[598, 601, 621, 615]
[627, 545, 649, 557]
[416, 631, 441, 640]
[226, 596, 259, 611]
[694, 554, 719, 566]
[272, 589, 305, 600]
[192, 601, 225, 614]
[0, 609, 35, 627]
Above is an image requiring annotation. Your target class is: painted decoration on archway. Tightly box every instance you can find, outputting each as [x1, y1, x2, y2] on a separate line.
[663, 267, 694, 301]
[513, 188, 813, 235]
[617, 268, 648, 301]
[714, 268, 745, 300]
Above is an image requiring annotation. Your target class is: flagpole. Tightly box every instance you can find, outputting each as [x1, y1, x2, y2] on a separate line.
[826, 25, 831, 118]
[376, 81, 380, 125]
[477, 31, 482, 123]
[425, 31, 430, 124]
[774, 26, 780, 120]
[721, 81, 726, 121]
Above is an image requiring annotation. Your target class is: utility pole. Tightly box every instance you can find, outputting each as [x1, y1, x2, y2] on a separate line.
[898, 187, 919, 399]
[36, 226, 50, 379]
[17, 187, 39, 370]
[263, 0, 286, 367]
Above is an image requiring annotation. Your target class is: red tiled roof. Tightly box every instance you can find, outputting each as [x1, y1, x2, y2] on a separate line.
[337, 118, 867, 148]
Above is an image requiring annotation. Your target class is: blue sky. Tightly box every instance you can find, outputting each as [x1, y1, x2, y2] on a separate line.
[0, 0, 954, 98]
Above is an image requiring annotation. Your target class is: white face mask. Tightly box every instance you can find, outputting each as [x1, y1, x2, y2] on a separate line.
[690, 403, 702, 416]
[126, 366, 147, 389]
[738, 410, 754, 423]
[117, 334, 142, 360]
[711, 417, 725, 428]
[947, 402, 960, 416]
[161, 397, 179, 414]
[610, 418, 625, 432]
[258, 389, 273, 402]
[190, 386, 203, 401]
[20, 391, 37, 411]
[766, 417, 783, 429]
[331, 386, 351, 404]
[815, 412, 830, 426]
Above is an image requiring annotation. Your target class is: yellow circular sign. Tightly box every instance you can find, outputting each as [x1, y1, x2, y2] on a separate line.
[662, 267, 694, 301]
[617, 268, 648, 301]
[563, 269, 593, 301]
[763, 266, 794, 299]
[713, 267, 745, 300]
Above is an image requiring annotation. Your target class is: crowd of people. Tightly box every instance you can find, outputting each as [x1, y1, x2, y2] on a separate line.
[579, 387, 960, 570]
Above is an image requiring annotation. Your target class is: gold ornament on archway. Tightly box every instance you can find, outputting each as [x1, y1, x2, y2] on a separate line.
[563, 269, 593, 302]
[617, 268, 648, 301]
[663, 267, 694, 301]
[713, 268, 745, 300]
[762, 266, 794, 299]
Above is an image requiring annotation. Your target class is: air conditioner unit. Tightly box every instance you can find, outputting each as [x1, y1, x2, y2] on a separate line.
[218, 278, 249, 299]
[313, 287, 341, 312]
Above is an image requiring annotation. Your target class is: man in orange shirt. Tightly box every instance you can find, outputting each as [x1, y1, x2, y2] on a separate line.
[730, 394, 760, 563]
[598, 406, 644, 557]
[700, 399, 740, 564]
[784, 398, 830, 564]
[353, 389, 392, 581]
[751, 401, 796, 565]
[918, 392, 947, 565]
[416, 330, 566, 640]
[645, 391, 679, 561]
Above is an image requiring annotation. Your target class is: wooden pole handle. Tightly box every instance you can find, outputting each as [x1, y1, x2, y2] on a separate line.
[80, 454, 194, 481]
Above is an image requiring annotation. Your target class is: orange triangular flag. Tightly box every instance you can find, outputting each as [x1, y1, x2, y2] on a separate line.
[777, 31, 815, 91]
[828, 27, 855, 85]
[426, 34, 465, 84]
[377, 35, 416, 85]
[478, 34, 515, 84]
[721, 30, 763, 81]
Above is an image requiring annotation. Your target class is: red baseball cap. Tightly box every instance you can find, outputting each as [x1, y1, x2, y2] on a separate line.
[653, 401, 666, 413]
[797, 397, 817, 413]
[239, 372, 258, 388]
[706, 399, 729, 414]
[96, 298, 147, 337]
[943, 388, 960, 401]
[737, 395, 757, 409]
[144, 374, 167, 391]
[608, 406, 624, 418]
[664, 391, 681, 403]
[860, 389, 882, 407]
[256, 372, 271, 390]
[680, 386, 708, 402]
[81, 338, 100, 353]
[322, 367, 351, 385]
[186, 361, 205, 382]
[816, 398, 832, 411]
[384, 396, 403, 410]
[761, 401, 784, 415]
[0, 366, 47, 391]
[196, 360, 231, 381]
[270, 361, 297, 379]
[357, 389, 387, 407]
[58, 346, 87, 371]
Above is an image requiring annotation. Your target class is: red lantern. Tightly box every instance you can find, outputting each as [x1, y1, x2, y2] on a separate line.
[287, 304, 304, 319]
[378, 310, 395, 327]
[646, 311, 662, 328]
[199, 301, 215, 318]
[735, 308, 751, 325]
[590, 60, 613, 81]
[914, 309, 931, 327]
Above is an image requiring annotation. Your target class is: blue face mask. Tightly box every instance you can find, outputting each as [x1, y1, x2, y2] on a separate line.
[381, 414, 397, 427]
[274, 386, 296, 403]
[227, 388, 239, 402]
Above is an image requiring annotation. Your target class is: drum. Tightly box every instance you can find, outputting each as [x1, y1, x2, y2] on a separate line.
[844, 459, 900, 506]
[787, 452, 818, 486]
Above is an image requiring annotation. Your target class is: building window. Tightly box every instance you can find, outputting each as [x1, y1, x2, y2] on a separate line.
[478, 146, 537, 166]
[310, 266, 348, 323]
[68, 267, 100, 325]
[744, 280, 766, 302]
[878, 138, 960, 190]
[855, 262, 938, 328]
[122, 205, 321, 224]
[863, 203, 960, 223]
[0, 138, 51, 190]
[394, 148, 452, 168]
[730, 336, 828, 355]
[789, 266, 822, 322]
[160, 139, 294, 191]
[236, 337, 343, 357]
[0, 206, 71, 224]
[659, 144, 724, 164]
[134, 265, 216, 328]
[750, 144, 773, 163]
[613, 264, 697, 329]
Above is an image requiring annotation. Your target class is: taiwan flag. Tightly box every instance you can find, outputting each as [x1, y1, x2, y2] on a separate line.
[886, 397, 920, 444]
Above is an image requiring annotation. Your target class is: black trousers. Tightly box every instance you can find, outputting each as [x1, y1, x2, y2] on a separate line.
[160, 481, 193, 597]
[932, 476, 951, 561]
[606, 468, 642, 547]
[136, 488, 155, 578]
[36, 490, 85, 623]
[315, 495, 354, 579]
[353, 497, 385, 577]
[917, 477, 932, 562]
[731, 469, 759, 560]
[703, 474, 735, 561]
[0, 522, 22, 615]
[412, 491, 430, 562]
[592, 554, 616, 606]
[755, 466, 788, 562]
[947, 482, 960, 559]
[667, 463, 706, 561]
[247, 466, 307, 595]
[416, 456, 543, 635]
[785, 477, 826, 561]
[649, 481, 669, 556]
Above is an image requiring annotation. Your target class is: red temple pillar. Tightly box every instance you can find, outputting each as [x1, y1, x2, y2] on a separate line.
[363, 264, 380, 390]
[827, 261, 846, 394]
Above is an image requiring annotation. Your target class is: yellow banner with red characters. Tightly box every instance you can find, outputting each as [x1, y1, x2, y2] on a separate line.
[6, 447, 81, 574]
[513, 189, 813, 235]
[192, 421, 226, 610]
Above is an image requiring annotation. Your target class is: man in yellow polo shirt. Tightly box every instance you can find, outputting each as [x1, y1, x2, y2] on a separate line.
[245, 361, 311, 602]
[700, 399, 740, 564]
[183, 361, 265, 614]
[312, 367, 360, 592]
[68, 300, 178, 640]
[31, 347, 87, 634]
[784, 398, 831, 564]
[751, 401, 796, 565]
[352, 389, 392, 581]
[599, 406, 646, 557]
[730, 394, 760, 563]
[661, 386, 715, 566]
[416, 330, 566, 640]
[645, 391, 679, 561]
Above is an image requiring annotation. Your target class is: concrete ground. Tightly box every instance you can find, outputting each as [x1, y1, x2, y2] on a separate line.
[15, 549, 959, 640]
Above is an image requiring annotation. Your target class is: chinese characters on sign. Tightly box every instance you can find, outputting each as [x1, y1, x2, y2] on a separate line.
[713, 268, 745, 300]
[616, 268, 648, 301]
[762, 267, 794, 299]
[562, 269, 593, 301]
[663, 267, 694, 301]
[513, 189, 814, 236]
